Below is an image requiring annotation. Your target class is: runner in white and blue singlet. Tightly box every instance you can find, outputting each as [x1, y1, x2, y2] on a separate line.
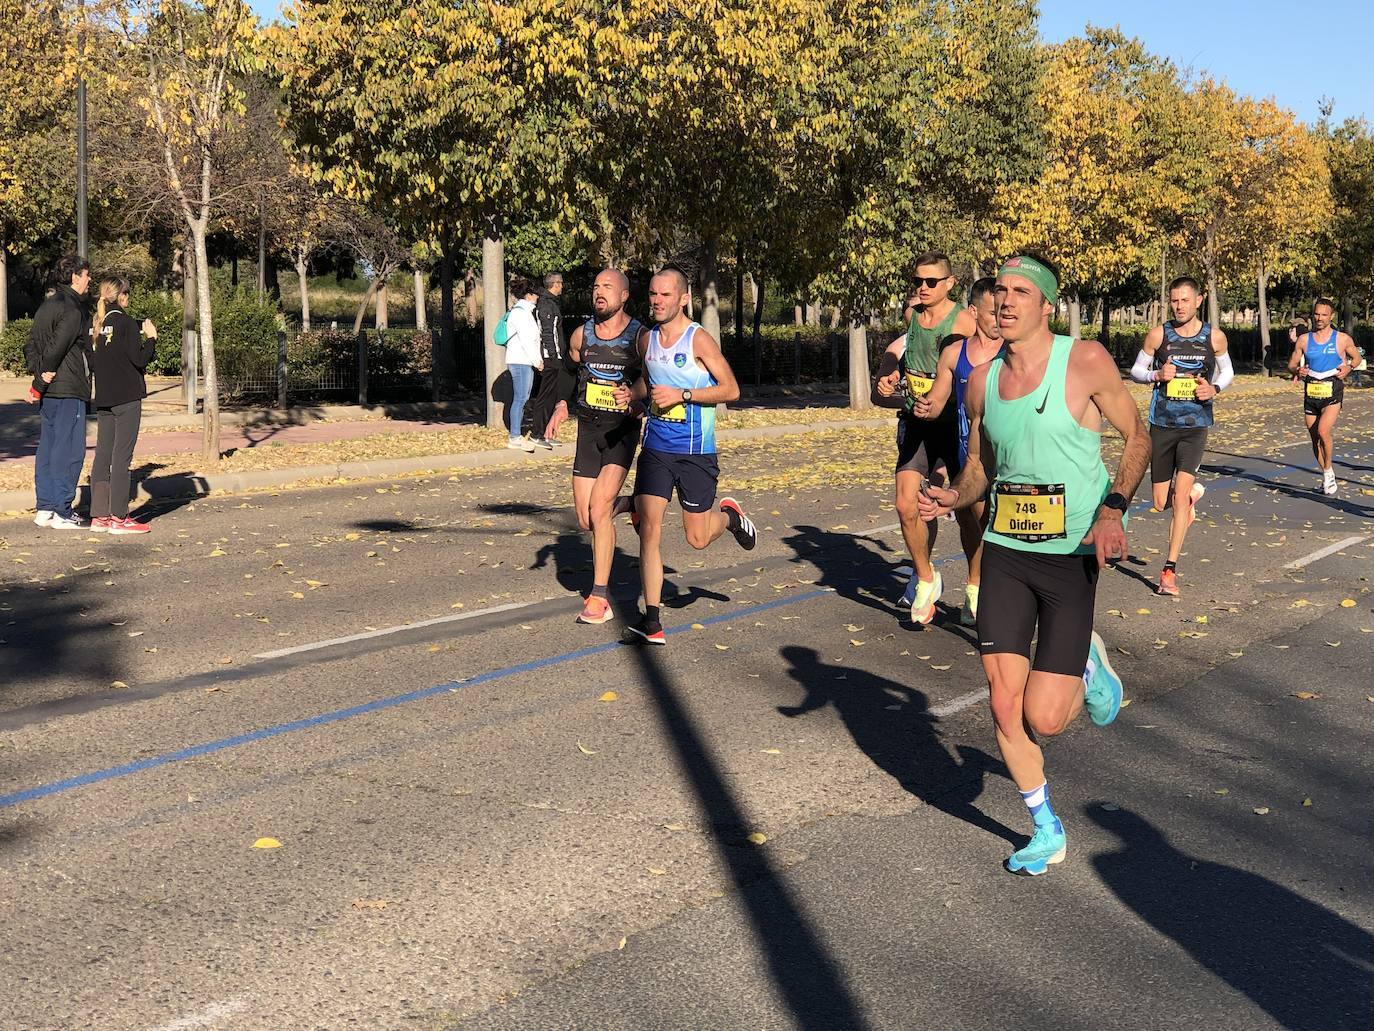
[1288, 297, 1361, 496]
[625, 267, 758, 645]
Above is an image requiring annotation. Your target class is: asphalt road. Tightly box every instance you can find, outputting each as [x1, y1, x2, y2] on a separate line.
[1, 387, 1371, 1030]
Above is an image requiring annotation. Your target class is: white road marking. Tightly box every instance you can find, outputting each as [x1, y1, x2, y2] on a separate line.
[1283, 534, 1370, 569]
[149, 998, 247, 1031]
[930, 689, 987, 717]
[863, 521, 903, 537]
[252, 599, 543, 659]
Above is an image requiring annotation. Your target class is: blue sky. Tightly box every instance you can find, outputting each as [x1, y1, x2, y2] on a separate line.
[250, 1, 1369, 124]
[1038, 0, 1369, 124]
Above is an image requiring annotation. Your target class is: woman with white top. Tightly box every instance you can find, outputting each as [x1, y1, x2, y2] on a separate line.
[503, 277, 543, 451]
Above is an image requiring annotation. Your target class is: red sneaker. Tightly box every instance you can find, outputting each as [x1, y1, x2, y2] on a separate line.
[89, 516, 117, 533]
[577, 596, 613, 625]
[108, 517, 151, 535]
[1157, 568, 1179, 597]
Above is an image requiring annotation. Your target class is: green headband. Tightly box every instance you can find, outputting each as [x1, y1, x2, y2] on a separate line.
[998, 256, 1058, 306]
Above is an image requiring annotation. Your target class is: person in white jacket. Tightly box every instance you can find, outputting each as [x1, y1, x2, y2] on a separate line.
[504, 278, 543, 450]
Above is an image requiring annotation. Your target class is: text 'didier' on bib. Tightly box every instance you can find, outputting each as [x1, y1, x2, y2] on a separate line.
[992, 482, 1067, 543]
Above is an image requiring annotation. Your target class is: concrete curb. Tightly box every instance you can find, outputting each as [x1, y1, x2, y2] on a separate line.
[0, 416, 895, 516]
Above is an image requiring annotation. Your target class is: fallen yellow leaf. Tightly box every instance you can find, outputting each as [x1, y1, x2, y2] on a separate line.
[1340, 599, 1357, 608]
[599, 691, 618, 702]
[1252, 807, 1270, 816]
[351, 898, 388, 910]
[1137, 608, 1151, 615]
[576, 742, 598, 755]
[746, 832, 768, 845]
[252, 837, 282, 849]
[1292, 691, 1321, 700]
[109, 680, 128, 689]
[761, 748, 781, 755]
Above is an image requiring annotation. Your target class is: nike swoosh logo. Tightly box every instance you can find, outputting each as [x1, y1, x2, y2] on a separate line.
[1034, 390, 1050, 414]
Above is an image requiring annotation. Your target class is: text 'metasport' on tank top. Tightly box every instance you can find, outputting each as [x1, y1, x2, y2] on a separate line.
[1149, 322, 1216, 429]
[644, 322, 717, 454]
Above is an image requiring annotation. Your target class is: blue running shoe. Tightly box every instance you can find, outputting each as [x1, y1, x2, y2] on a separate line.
[1005, 823, 1067, 876]
[1084, 630, 1123, 727]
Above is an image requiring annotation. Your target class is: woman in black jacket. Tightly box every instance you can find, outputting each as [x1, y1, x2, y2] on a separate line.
[89, 276, 158, 534]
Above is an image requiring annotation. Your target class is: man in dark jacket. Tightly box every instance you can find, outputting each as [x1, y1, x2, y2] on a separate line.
[529, 272, 566, 448]
[27, 254, 92, 529]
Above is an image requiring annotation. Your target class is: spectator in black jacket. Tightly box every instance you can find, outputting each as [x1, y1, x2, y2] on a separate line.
[90, 275, 158, 534]
[27, 254, 92, 530]
[529, 272, 566, 448]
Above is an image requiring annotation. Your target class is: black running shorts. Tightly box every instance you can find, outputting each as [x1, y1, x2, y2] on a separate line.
[1150, 425, 1208, 482]
[1303, 377, 1344, 417]
[978, 541, 1099, 676]
[573, 418, 641, 479]
[896, 412, 963, 481]
[633, 446, 719, 512]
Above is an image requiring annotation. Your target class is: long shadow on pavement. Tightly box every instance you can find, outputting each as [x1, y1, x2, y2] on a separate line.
[1090, 806, 1374, 1031]
[626, 641, 869, 1030]
[777, 646, 1019, 848]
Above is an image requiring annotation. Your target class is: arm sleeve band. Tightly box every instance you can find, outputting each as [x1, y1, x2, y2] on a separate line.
[1130, 350, 1155, 384]
[1211, 352, 1233, 392]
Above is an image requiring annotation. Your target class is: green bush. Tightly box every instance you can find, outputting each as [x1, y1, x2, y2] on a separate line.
[125, 287, 185, 375]
[209, 288, 283, 377]
[0, 318, 34, 375]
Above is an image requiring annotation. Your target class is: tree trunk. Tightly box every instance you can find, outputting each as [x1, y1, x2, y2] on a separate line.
[699, 240, 721, 342]
[295, 252, 311, 330]
[806, 302, 819, 326]
[1100, 299, 1110, 354]
[793, 300, 803, 327]
[1257, 262, 1272, 375]
[182, 242, 197, 407]
[481, 230, 505, 430]
[1341, 295, 1354, 330]
[751, 272, 765, 387]
[376, 280, 388, 330]
[848, 319, 870, 410]
[256, 197, 267, 298]
[463, 268, 478, 324]
[1067, 297, 1082, 339]
[1159, 245, 1168, 311]
[352, 276, 381, 335]
[414, 268, 428, 332]
[829, 306, 841, 330]
[0, 241, 8, 336]
[733, 246, 744, 352]
[436, 233, 457, 392]
[1206, 277, 1220, 330]
[192, 222, 220, 465]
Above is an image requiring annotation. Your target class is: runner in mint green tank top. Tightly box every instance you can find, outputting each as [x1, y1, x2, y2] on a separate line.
[918, 254, 1150, 879]
[981, 334, 1112, 556]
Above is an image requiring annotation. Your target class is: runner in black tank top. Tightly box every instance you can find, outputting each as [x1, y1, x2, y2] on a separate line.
[544, 269, 646, 626]
[873, 252, 975, 626]
[1130, 276, 1232, 597]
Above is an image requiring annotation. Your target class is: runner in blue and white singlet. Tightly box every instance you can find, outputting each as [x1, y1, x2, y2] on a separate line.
[1288, 298, 1360, 496]
[643, 322, 718, 455]
[626, 268, 758, 646]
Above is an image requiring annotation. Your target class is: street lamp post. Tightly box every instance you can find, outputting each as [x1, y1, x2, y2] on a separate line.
[76, 0, 88, 259]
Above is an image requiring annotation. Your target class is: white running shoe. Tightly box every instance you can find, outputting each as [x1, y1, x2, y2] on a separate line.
[48, 513, 87, 530]
[506, 437, 536, 452]
[911, 572, 943, 625]
[33, 510, 54, 526]
[1323, 467, 1337, 496]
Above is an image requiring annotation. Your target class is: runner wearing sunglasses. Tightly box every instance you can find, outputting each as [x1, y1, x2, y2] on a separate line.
[875, 252, 976, 625]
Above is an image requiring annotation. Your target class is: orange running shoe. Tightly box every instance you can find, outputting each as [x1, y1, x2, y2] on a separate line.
[1157, 568, 1180, 597]
[577, 595, 613, 625]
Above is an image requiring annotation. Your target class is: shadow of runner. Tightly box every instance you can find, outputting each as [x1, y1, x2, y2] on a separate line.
[777, 646, 1019, 848]
[626, 642, 870, 1030]
[1089, 806, 1374, 1031]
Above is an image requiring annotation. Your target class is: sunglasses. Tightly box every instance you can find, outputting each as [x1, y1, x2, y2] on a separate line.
[914, 276, 950, 288]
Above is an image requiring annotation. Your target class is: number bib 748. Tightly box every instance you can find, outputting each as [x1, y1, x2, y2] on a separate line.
[991, 482, 1067, 543]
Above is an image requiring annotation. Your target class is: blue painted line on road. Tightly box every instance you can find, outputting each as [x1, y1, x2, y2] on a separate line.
[0, 589, 831, 811]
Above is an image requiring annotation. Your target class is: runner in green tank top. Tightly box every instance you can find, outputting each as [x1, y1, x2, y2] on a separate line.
[874, 252, 975, 626]
[920, 253, 1150, 877]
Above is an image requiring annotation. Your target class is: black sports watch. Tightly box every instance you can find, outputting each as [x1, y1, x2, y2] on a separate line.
[681, 388, 693, 404]
[1101, 492, 1129, 514]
